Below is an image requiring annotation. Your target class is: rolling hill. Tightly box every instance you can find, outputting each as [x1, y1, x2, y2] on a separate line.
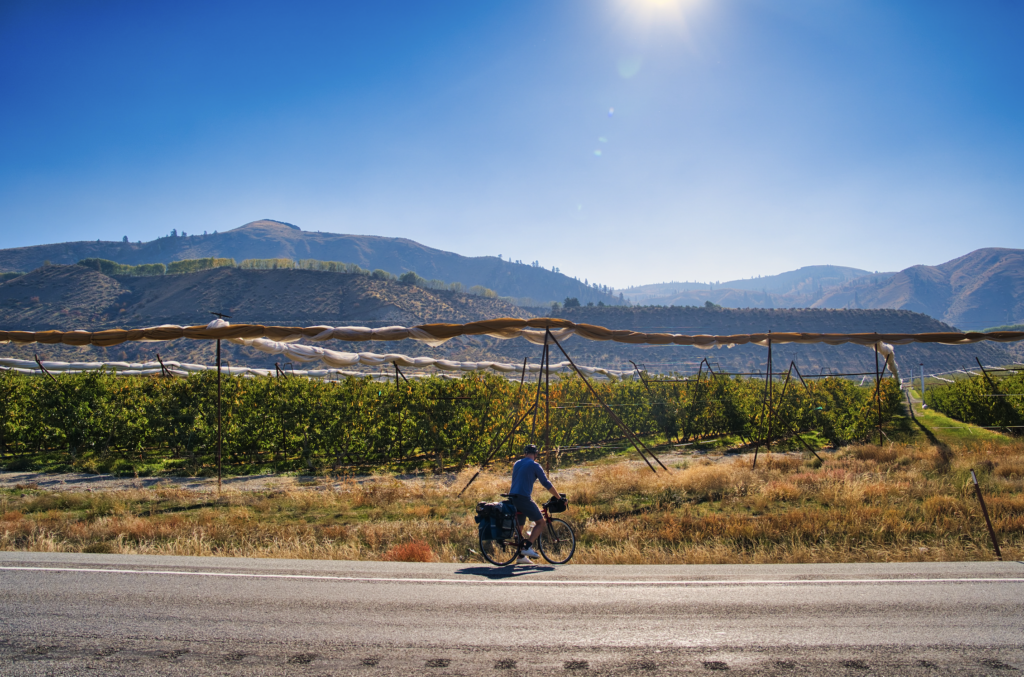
[618, 249, 1024, 331]
[621, 265, 877, 305]
[812, 248, 1024, 330]
[0, 264, 1013, 375]
[0, 219, 619, 307]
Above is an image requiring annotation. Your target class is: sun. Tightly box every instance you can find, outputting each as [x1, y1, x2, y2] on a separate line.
[618, 0, 702, 25]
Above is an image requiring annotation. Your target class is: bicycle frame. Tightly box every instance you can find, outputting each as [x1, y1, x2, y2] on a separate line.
[511, 505, 552, 545]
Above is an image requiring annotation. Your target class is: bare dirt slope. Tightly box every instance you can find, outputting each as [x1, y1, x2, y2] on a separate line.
[0, 264, 534, 367]
[0, 265, 130, 328]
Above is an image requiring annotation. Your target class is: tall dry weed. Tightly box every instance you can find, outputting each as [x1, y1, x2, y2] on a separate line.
[3, 437, 1023, 564]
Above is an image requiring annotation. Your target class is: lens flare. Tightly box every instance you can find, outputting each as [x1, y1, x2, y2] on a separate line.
[616, 0, 702, 29]
[594, 150, 603, 157]
[617, 55, 643, 78]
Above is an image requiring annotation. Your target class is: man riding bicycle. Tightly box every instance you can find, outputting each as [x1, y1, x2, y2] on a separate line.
[508, 444, 564, 565]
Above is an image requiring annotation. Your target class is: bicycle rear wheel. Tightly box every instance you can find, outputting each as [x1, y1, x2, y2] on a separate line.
[538, 518, 576, 564]
[480, 533, 519, 566]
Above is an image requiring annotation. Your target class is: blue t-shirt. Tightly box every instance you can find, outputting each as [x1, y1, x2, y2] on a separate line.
[510, 456, 552, 498]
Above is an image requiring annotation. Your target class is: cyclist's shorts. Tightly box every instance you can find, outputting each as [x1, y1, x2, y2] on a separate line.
[508, 494, 542, 522]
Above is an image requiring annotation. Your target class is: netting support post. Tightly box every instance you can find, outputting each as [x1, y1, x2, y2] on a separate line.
[216, 338, 223, 493]
[971, 469, 1002, 560]
[547, 329, 665, 473]
[531, 343, 546, 441]
[753, 334, 772, 470]
[874, 341, 882, 446]
[544, 330, 552, 473]
[766, 336, 778, 452]
[396, 363, 403, 465]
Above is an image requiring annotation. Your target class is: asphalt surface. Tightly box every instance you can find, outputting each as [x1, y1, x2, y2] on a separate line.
[2, 552, 1022, 675]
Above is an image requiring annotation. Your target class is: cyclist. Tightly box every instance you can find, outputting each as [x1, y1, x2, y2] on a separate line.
[508, 444, 564, 564]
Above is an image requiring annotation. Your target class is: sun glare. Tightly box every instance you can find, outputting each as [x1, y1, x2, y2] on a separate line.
[618, 0, 702, 27]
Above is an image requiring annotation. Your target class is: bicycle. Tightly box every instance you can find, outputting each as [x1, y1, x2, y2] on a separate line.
[479, 494, 576, 566]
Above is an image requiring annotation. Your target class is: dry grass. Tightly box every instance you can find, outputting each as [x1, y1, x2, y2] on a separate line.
[2, 435, 1022, 565]
[383, 540, 437, 562]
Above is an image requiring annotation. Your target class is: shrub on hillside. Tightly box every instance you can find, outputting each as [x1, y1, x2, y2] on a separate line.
[239, 258, 294, 270]
[78, 259, 167, 277]
[166, 258, 235, 274]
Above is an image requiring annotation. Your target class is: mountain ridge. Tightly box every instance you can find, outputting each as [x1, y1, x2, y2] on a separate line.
[0, 220, 619, 307]
[811, 247, 1024, 329]
[619, 248, 1023, 330]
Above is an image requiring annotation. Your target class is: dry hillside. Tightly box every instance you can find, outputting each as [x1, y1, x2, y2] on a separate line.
[0, 265, 533, 368]
[1, 266, 1015, 375]
[0, 219, 618, 306]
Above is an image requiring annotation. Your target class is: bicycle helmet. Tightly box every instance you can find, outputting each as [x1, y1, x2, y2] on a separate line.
[524, 444, 538, 456]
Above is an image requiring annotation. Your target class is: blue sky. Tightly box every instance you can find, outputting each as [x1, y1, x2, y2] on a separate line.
[1, 0, 1022, 288]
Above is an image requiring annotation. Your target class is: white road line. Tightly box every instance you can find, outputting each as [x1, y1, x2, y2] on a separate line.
[2, 566, 1023, 586]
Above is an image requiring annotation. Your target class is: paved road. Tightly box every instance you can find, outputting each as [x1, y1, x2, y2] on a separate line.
[2, 552, 1022, 675]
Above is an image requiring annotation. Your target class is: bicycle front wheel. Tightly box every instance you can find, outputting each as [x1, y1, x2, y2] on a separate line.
[480, 534, 519, 566]
[538, 518, 576, 564]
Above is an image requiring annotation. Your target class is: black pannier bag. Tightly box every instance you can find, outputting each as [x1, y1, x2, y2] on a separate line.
[474, 501, 516, 541]
[543, 495, 568, 513]
[498, 501, 517, 539]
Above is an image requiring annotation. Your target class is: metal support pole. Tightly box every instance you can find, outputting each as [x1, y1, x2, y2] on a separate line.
[680, 359, 707, 445]
[874, 341, 882, 446]
[764, 364, 793, 451]
[531, 343, 545, 440]
[217, 338, 222, 492]
[752, 336, 772, 470]
[971, 469, 1002, 560]
[544, 333, 551, 472]
[34, 354, 62, 388]
[156, 353, 172, 378]
[395, 363, 402, 464]
[547, 330, 664, 473]
[767, 333, 773, 451]
[629, 360, 655, 398]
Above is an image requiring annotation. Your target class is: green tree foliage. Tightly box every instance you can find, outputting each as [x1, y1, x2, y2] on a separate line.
[238, 258, 294, 270]
[926, 371, 1024, 429]
[371, 269, 396, 281]
[78, 259, 168, 277]
[468, 285, 497, 298]
[298, 259, 369, 275]
[0, 370, 901, 475]
[166, 258, 236, 274]
[399, 271, 426, 286]
[564, 297, 581, 308]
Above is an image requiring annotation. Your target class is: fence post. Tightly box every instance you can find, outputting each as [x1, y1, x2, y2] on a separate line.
[971, 469, 1002, 560]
